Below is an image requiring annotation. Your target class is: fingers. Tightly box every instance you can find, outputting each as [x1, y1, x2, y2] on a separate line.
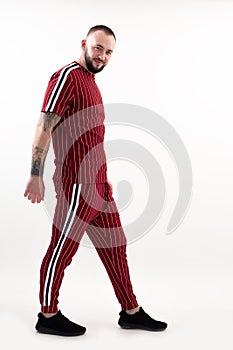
[36, 194, 43, 203]
[24, 179, 45, 204]
[24, 189, 29, 197]
[24, 190, 44, 204]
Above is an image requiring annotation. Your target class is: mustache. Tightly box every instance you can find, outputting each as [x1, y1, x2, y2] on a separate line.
[95, 58, 104, 64]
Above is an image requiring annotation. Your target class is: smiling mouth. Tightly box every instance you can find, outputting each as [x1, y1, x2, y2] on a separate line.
[95, 59, 103, 64]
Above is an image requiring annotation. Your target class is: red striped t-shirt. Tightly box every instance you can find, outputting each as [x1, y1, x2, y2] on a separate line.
[41, 61, 108, 184]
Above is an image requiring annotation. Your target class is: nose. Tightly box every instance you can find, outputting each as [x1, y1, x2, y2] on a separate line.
[97, 54, 104, 62]
[97, 52, 108, 63]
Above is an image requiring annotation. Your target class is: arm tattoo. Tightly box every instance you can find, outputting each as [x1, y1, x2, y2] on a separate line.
[31, 146, 47, 176]
[30, 112, 61, 176]
[39, 112, 61, 132]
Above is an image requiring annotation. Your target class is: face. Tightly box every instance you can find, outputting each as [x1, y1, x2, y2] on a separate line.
[82, 30, 115, 74]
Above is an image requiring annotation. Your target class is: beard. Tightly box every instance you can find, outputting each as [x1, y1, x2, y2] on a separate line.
[84, 50, 106, 74]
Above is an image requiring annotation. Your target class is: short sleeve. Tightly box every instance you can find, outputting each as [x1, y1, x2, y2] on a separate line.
[41, 68, 74, 117]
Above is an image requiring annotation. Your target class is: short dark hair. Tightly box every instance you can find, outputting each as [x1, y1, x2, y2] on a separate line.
[86, 25, 116, 41]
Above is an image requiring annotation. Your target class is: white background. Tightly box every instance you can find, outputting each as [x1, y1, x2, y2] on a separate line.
[0, 0, 233, 349]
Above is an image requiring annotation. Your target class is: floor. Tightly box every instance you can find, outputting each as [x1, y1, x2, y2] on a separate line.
[1, 249, 232, 350]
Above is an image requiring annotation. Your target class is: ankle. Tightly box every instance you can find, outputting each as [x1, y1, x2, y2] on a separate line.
[125, 306, 140, 315]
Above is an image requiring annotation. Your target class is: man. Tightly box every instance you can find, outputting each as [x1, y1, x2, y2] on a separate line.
[24, 25, 167, 336]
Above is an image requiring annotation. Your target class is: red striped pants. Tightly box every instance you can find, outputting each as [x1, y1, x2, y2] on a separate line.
[39, 181, 139, 313]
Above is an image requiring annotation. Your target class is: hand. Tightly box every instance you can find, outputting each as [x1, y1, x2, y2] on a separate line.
[24, 175, 45, 203]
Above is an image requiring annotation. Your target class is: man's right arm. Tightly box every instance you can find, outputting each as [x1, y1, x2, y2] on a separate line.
[24, 112, 61, 204]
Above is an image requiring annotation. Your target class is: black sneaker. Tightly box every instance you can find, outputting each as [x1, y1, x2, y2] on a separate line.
[35, 310, 86, 336]
[118, 306, 167, 332]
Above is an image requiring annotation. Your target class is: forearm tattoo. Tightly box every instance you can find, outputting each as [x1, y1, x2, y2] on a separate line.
[30, 112, 61, 176]
[40, 112, 61, 132]
[31, 146, 47, 176]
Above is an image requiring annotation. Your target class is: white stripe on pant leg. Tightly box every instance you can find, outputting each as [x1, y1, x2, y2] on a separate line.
[43, 184, 82, 307]
[43, 184, 81, 306]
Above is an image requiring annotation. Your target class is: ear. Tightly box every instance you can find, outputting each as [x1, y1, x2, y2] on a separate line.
[81, 39, 86, 50]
